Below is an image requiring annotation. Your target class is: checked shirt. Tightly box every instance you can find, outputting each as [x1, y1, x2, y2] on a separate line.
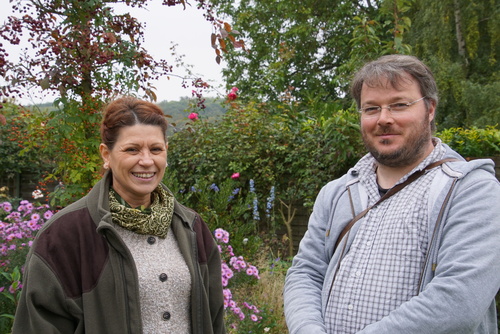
[325, 140, 446, 334]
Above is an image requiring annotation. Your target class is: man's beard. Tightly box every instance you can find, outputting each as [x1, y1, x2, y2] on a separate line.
[362, 117, 432, 168]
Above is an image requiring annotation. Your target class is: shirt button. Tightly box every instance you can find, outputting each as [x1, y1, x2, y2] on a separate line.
[147, 236, 156, 245]
[162, 311, 171, 320]
[347, 304, 354, 310]
[355, 271, 361, 277]
[159, 273, 168, 282]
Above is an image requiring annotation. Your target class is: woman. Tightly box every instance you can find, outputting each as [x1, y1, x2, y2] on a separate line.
[12, 97, 226, 334]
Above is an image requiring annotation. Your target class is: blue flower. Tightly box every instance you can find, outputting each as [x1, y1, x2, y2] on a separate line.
[252, 197, 260, 221]
[249, 179, 255, 193]
[265, 186, 275, 218]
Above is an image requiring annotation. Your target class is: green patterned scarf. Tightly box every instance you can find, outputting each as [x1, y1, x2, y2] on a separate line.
[109, 186, 174, 238]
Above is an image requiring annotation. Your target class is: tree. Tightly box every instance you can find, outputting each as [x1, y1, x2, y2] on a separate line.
[407, 0, 500, 128]
[211, 0, 413, 102]
[213, 0, 498, 128]
[0, 0, 243, 204]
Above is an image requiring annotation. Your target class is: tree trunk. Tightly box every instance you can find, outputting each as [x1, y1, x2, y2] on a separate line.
[453, 0, 468, 66]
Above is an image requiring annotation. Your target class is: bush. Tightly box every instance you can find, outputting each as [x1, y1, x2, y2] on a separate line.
[0, 198, 54, 333]
[437, 126, 500, 158]
[167, 96, 364, 231]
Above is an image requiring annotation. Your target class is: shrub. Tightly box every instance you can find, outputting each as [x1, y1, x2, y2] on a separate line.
[167, 94, 364, 236]
[437, 126, 500, 158]
[0, 198, 54, 332]
[214, 228, 263, 331]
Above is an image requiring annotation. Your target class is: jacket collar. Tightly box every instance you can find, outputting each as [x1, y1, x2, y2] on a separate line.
[86, 170, 197, 231]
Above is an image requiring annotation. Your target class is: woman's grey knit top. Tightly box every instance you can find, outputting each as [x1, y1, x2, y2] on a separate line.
[114, 224, 192, 333]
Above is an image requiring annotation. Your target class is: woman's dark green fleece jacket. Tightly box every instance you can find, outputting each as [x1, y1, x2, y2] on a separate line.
[12, 172, 226, 334]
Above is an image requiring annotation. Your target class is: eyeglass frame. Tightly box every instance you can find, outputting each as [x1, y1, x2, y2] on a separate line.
[358, 96, 427, 118]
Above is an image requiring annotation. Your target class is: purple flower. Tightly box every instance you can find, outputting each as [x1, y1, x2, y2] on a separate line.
[2, 202, 12, 212]
[43, 211, 53, 220]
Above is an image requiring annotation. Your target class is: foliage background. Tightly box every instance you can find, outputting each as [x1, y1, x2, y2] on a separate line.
[0, 0, 499, 332]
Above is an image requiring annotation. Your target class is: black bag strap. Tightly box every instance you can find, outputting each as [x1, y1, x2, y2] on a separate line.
[333, 158, 458, 252]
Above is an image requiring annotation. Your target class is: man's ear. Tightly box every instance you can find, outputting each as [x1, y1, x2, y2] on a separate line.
[428, 100, 436, 122]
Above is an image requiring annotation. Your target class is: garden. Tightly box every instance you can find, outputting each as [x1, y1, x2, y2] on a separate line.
[1, 89, 499, 333]
[1, 0, 500, 333]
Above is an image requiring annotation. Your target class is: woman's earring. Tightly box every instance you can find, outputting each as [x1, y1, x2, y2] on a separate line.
[103, 162, 109, 170]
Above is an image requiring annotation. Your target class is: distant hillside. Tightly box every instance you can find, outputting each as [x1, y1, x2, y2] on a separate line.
[22, 97, 228, 132]
[158, 96, 228, 132]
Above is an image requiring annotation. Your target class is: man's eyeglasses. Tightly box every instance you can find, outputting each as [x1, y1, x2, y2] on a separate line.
[358, 96, 427, 118]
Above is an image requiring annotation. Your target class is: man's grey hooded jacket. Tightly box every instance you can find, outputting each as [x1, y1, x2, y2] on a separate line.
[284, 144, 500, 334]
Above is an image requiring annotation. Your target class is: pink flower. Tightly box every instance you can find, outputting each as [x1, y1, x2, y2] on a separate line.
[251, 314, 259, 322]
[231, 172, 240, 179]
[227, 87, 239, 101]
[188, 113, 199, 121]
[44, 211, 53, 220]
[224, 268, 234, 279]
[223, 289, 232, 299]
[2, 202, 12, 212]
[214, 228, 224, 240]
[27, 220, 38, 230]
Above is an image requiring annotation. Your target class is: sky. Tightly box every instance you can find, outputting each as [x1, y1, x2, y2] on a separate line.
[0, 1, 228, 104]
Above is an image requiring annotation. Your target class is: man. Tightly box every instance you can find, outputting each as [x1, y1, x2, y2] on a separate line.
[283, 55, 500, 334]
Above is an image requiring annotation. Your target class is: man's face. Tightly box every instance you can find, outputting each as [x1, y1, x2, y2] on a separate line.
[360, 74, 435, 168]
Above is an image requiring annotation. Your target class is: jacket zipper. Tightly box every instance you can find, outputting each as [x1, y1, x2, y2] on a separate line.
[118, 255, 133, 334]
[191, 220, 204, 334]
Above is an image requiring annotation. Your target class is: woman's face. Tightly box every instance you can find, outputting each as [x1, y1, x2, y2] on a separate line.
[100, 124, 167, 208]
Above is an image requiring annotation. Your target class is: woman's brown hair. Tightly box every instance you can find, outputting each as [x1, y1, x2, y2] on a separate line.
[100, 96, 168, 150]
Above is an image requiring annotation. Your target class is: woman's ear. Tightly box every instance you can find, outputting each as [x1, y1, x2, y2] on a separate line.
[99, 143, 110, 168]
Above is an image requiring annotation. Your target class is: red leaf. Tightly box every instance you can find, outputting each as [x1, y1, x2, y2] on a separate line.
[211, 33, 216, 47]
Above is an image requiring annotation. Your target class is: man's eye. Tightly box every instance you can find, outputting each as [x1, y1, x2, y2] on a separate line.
[364, 107, 380, 113]
[390, 103, 409, 111]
